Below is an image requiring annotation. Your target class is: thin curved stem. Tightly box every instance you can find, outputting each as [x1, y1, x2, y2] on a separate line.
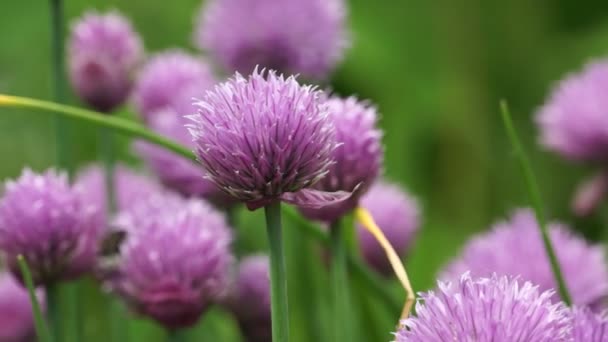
[500, 101, 573, 305]
[355, 207, 415, 320]
[0, 95, 194, 160]
[17, 256, 52, 342]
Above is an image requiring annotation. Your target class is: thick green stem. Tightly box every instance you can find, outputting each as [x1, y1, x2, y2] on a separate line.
[49, 0, 70, 171]
[264, 201, 290, 342]
[168, 329, 188, 342]
[17, 256, 52, 342]
[500, 101, 572, 305]
[100, 128, 117, 212]
[46, 283, 61, 342]
[330, 219, 352, 342]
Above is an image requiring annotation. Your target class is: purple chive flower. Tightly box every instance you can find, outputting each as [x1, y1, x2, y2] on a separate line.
[75, 164, 165, 227]
[356, 181, 419, 276]
[68, 10, 143, 113]
[298, 96, 383, 223]
[136, 110, 236, 207]
[226, 255, 271, 342]
[187, 69, 350, 210]
[110, 195, 233, 328]
[536, 61, 608, 162]
[571, 307, 608, 341]
[441, 209, 608, 308]
[195, 0, 348, 79]
[395, 273, 571, 342]
[0, 169, 102, 285]
[0, 272, 43, 342]
[133, 50, 215, 120]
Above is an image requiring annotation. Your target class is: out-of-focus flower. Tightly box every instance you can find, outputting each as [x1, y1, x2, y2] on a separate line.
[187, 69, 350, 210]
[226, 255, 271, 342]
[441, 209, 608, 308]
[75, 164, 165, 227]
[136, 110, 235, 207]
[536, 61, 608, 162]
[0, 272, 43, 342]
[195, 0, 348, 79]
[570, 307, 608, 341]
[132, 50, 215, 120]
[0, 169, 101, 285]
[299, 96, 382, 223]
[356, 181, 419, 276]
[395, 273, 571, 342]
[68, 10, 143, 113]
[572, 171, 608, 217]
[110, 195, 233, 328]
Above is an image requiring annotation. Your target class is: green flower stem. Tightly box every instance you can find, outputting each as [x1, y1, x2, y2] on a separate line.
[500, 101, 573, 305]
[282, 206, 401, 315]
[49, 0, 70, 172]
[168, 329, 188, 342]
[264, 201, 290, 342]
[17, 256, 52, 342]
[0, 94, 401, 314]
[0, 95, 194, 160]
[330, 219, 352, 342]
[45, 283, 61, 342]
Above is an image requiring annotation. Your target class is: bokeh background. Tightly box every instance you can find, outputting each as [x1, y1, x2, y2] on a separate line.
[2, 1, 608, 341]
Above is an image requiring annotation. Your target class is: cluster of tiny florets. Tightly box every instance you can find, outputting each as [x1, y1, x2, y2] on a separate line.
[395, 273, 572, 342]
[109, 195, 233, 328]
[441, 209, 608, 308]
[187, 69, 343, 210]
[68, 10, 143, 112]
[195, 0, 349, 79]
[0, 169, 102, 284]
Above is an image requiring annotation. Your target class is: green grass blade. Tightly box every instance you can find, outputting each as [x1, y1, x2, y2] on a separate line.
[17, 255, 52, 342]
[500, 100, 573, 305]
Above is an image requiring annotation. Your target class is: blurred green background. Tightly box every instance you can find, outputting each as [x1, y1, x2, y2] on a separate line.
[2, 0, 608, 341]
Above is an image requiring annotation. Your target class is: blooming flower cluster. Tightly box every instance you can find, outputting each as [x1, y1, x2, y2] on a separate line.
[441, 209, 608, 308]
[299, 96, 383, 223]
[395, 274, 571, 341]
[109, 194, 233, 328]
[195, 0, 348, 79]
[9, 1, 608, 341]
[187, 69, 351, 210]
[0, 169, 102, 285]
[68, 11, 143, 112]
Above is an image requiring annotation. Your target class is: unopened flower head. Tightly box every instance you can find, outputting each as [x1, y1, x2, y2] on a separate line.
[226, 255, 271, 342]
[68, 10, 143, 112]
[299, 96, 382, 222]
[135, 91, 235, 207]
[356, 181, 419, 276]
[441, 209, 608, 308]
[187, 69, 350, 210]
[195, 0, 348, 79]
[133, 50, 215, 120]
[536, 60, 608, 162]
[0, 169, 102, 285]
[0, 272, 44, 342]
[74, 164, 165, 228]
[571, 307, 608, 341]
[395, 273, 571, 342]
[111, 195, 233, 328]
